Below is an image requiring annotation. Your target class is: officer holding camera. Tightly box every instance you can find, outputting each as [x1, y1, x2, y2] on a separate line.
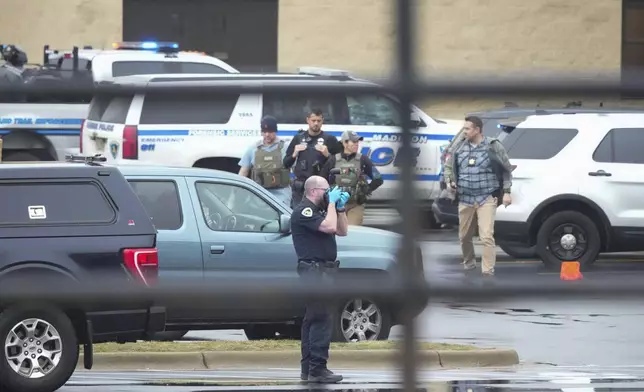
[320, 130, 384, 225]
[283, 109, 342, 208]
[291, 175, 349, 384]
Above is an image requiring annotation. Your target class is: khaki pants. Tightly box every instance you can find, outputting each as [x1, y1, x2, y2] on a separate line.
[458, 196, 497, 274]
[346, 204, 365, 225]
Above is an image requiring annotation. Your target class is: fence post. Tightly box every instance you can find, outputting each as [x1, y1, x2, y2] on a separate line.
[394, 0, 420, 391]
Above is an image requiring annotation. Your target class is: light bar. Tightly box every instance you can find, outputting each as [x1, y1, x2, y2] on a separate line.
[112, 41, 179, 51]
[297, 66, 351, 78]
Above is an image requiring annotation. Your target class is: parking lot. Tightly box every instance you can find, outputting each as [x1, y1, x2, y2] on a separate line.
[174, 222, 644, 368]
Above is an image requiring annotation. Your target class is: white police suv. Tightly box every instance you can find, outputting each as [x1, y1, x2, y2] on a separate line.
[79, 68, 460, 212]
[44, 41, 239, 82]
[495, 112, 644, 268]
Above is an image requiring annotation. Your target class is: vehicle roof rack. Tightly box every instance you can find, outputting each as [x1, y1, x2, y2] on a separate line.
[43, 45, 84, 72]
[297, 66, 352, 80]
[64, 153, 107, 166]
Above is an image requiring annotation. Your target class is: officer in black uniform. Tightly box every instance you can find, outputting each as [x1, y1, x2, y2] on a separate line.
[291, 175, 350, 384]
[283, 109, 342, 208]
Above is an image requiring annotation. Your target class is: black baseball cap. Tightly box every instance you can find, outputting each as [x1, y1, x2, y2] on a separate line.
[261, 115, 278, 132]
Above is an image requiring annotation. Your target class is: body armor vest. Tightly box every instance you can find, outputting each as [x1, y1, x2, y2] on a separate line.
[333, 153, 365, 204]
[252, 140, 291, 189]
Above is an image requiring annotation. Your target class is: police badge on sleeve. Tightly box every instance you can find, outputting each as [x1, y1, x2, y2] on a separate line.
[301, 207, 313, 217]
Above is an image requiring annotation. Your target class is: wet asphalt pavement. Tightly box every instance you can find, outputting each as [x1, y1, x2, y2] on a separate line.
[60, 366, 644, 391]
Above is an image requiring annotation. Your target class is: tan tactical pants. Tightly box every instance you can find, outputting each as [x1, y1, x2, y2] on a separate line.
[346, 204, 365, 225]
[458, 196, 497, 275]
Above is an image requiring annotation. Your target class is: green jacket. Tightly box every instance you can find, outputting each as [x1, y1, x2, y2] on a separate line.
[443, 137, 513, 194]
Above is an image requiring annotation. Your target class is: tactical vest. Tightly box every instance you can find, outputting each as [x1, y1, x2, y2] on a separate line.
[251, 140, 291, 189]
[333, 153, 366, 204]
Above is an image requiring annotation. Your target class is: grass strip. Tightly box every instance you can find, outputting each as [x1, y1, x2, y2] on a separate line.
[95, 340, 477, 353]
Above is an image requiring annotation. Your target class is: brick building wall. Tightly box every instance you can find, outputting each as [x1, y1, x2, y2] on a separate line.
[278, 0, 623, 118]
[0, 0, 121, 61]
[0, 0, 624, 118]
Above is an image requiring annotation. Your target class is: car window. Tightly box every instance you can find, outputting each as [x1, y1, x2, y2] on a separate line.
[195, 182, 280, 233]
[345, 94, 402, 126]
[0, 181, 115, 226]
[87, 95, 134, 123]
[593, 128, 644, 164]
[502, 128, 578, 160]
[112, 61, 228, 77]
[140, 93, 239, 124]
[262, 93, 348, 124]
[127, 180, 183, 230]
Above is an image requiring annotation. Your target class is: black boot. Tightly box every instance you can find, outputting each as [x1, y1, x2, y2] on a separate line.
[308, 368, 343, 383]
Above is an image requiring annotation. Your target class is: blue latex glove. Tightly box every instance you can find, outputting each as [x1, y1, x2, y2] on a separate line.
[327, 186, 343, 204]
[336, 191, 350, 209]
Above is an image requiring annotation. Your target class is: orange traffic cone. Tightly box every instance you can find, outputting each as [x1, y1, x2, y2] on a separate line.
[560, 261, 583, 280]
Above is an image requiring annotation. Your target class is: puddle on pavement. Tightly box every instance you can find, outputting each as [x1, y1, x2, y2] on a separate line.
[445, 303, 604, 325]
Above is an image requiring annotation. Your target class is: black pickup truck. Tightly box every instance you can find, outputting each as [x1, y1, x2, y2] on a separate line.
[0, 157, 165, 392]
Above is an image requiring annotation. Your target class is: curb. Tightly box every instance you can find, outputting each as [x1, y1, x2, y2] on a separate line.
[77, 349, 518, 370]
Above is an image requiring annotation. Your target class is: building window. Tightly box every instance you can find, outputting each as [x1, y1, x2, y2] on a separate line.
[622, 0, 644, 96]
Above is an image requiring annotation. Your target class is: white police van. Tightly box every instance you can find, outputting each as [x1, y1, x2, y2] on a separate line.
[80, 68, 461, 218]
[44, 41, 239, 82]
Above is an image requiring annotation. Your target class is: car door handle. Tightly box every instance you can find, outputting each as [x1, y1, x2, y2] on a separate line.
[588, 170, 612, 177]
[210, 245, 225, 254]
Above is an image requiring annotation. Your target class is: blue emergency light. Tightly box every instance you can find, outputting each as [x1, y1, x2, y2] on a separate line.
[112, 41, 179, 51]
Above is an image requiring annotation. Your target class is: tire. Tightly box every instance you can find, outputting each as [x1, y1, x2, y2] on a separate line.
[150, 330, 188, 342]
[244, 325, 278, 340]
[3, 152, 40, 162]
[331, 298, 391, 342]
[499, 243, 537, 259]
[536, 210, 601, 270]
[0, 305, 79, 392]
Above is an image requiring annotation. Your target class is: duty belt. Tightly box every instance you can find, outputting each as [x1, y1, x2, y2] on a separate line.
[298, 259, 340, 270]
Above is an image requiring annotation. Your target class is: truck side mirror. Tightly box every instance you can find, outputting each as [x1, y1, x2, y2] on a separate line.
[279, 214, 291, 234]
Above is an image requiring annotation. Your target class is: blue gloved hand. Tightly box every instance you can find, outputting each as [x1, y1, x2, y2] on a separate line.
[336, 191, 350, 209]
[327, 186, 343, 204]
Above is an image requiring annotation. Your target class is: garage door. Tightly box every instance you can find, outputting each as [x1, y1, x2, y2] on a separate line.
[123, 0, 278, 72]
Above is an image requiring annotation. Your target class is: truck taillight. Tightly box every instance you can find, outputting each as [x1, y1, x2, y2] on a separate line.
[122, 125, 138, 160]
[123, 248, 158, 286]
[79, 119, 85, 153]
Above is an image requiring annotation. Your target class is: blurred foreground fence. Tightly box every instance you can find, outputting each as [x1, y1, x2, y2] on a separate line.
[4, 0, 644, 391]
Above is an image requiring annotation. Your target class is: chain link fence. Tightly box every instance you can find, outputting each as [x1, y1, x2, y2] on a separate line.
[3, 0, 643, 391]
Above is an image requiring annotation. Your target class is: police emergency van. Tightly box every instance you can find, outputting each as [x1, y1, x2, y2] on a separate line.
[80, 68, 462, 210]
[0, 42, 239, 161]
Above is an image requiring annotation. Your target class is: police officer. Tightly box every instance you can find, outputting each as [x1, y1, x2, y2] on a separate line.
[291, 175, 349, 384]
[283, 109, 342, 208]
[238, 115, 292, 205]
[0, 44, 27, 102]
[320, 130, 384, 225]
